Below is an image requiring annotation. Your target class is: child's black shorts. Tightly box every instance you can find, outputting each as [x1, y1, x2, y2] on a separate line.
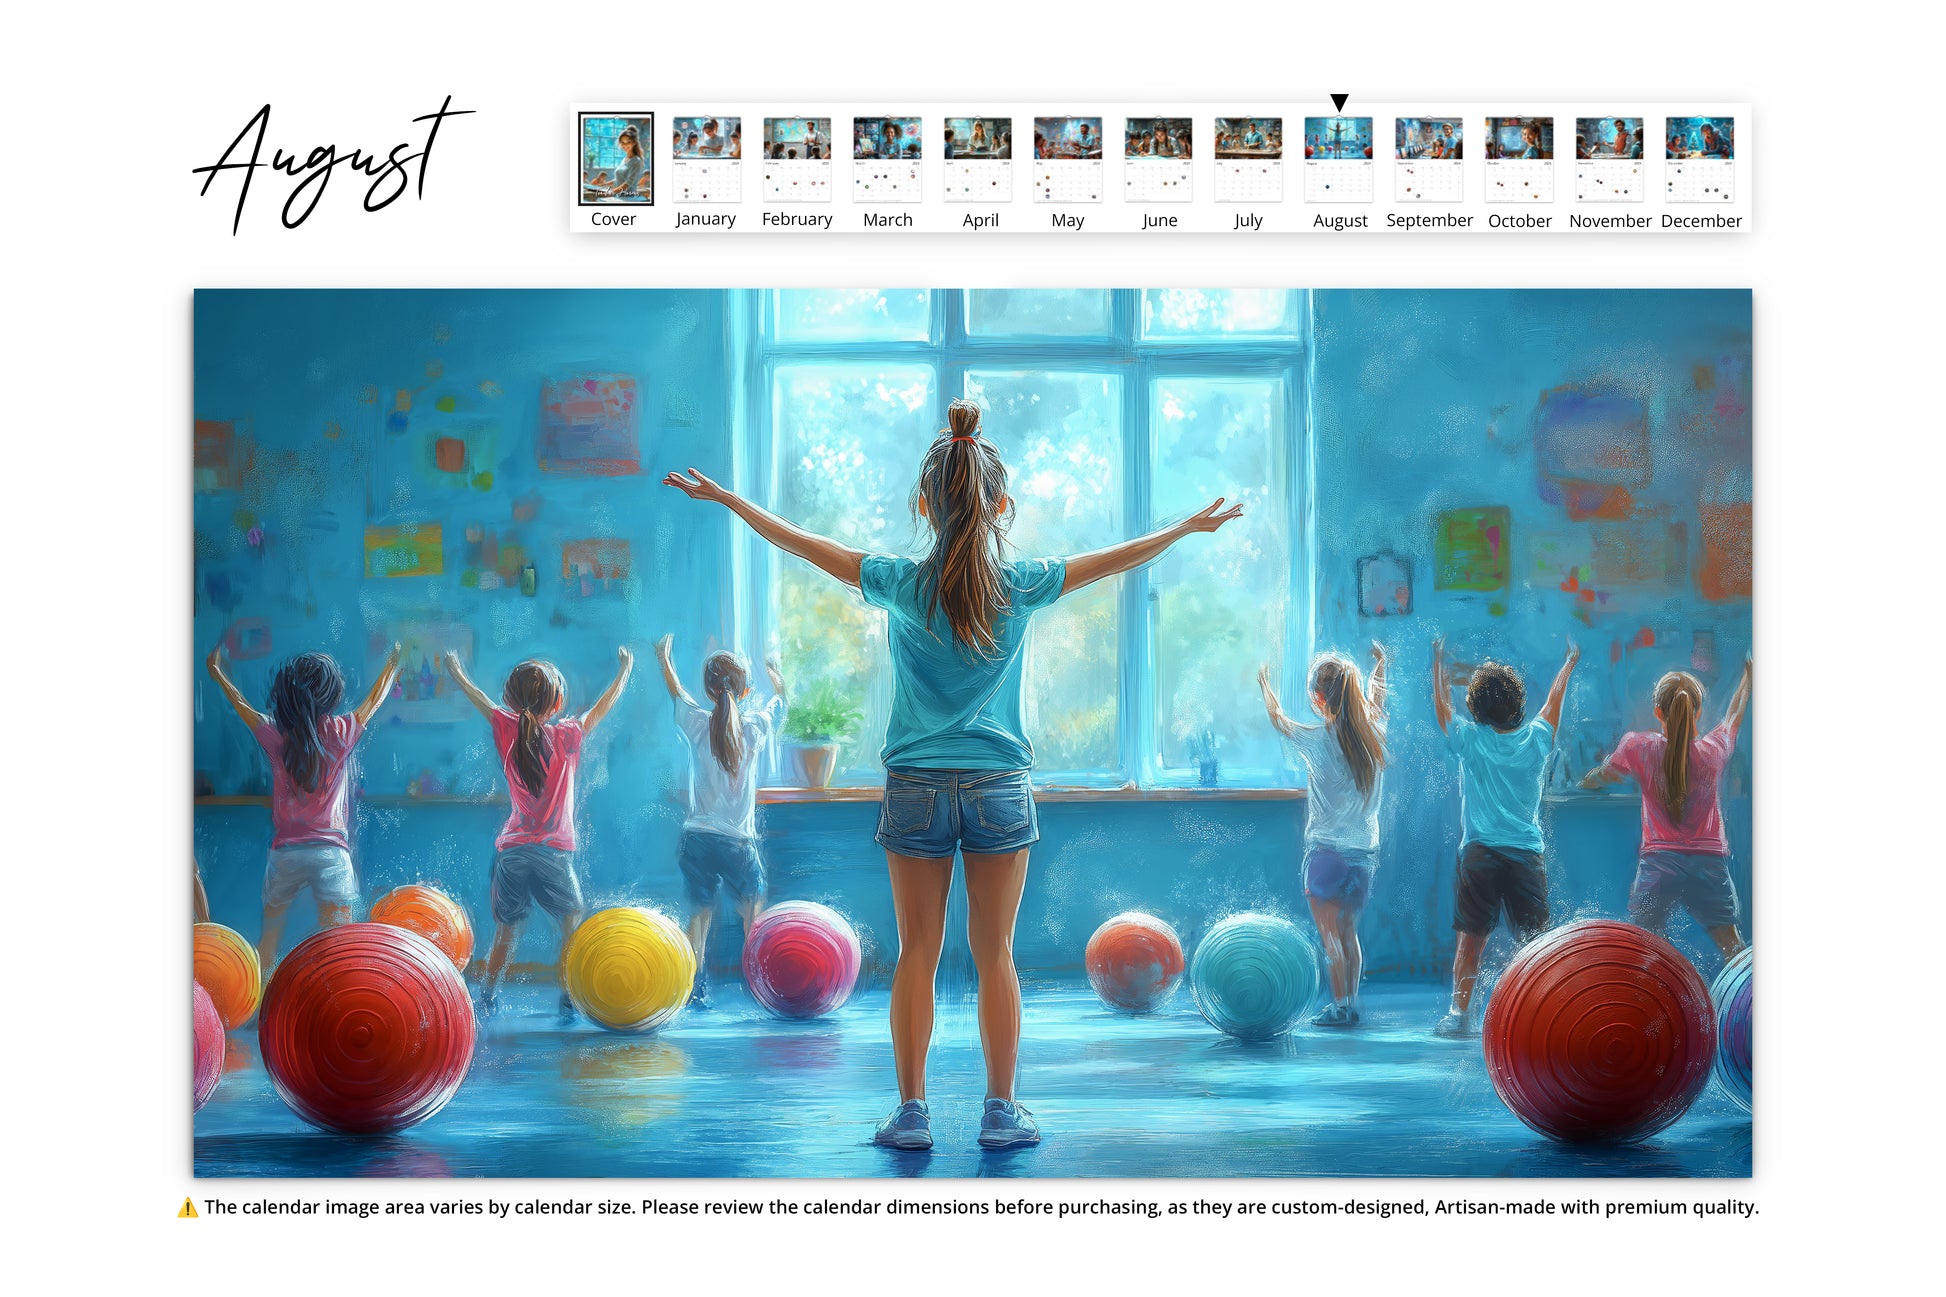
[1452, 842, 1549, 940]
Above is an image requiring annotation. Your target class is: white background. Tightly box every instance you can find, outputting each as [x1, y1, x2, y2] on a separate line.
[3, 1, 1936, 1289]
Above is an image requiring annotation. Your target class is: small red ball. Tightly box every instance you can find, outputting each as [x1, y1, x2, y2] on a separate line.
[259, 923, 475, 1134]
[1483, 920, 1716, 1144]
[1086, 912, 1186, 1012]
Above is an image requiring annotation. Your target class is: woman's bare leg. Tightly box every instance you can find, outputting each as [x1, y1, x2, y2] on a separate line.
[886, 851, 953, 1102]
[1339, 907, 1365, 1004]
[963, 849, 1031, 1101]
[1450, 931, 1489, 1013]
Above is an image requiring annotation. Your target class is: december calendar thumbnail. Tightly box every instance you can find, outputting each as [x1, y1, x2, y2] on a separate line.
[193, 286, 1754, 1181]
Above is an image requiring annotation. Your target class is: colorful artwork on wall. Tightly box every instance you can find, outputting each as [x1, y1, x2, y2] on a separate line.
[1433, 506, 1511, 592]
[539, 374, 641, 475]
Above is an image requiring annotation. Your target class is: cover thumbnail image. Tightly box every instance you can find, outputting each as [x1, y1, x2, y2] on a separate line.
[578, 113, 654, 205]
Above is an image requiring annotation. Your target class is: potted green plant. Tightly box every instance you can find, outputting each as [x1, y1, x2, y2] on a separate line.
[781, 680, 864, 788]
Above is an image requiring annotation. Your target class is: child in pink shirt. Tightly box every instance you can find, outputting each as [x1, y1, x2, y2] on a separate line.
[206, 643, 401, 968]
[1583, 658, 1753, 957]
[448, 648, 633, 1021]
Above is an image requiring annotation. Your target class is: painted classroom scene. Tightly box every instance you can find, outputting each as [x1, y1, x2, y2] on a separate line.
[191, 288, 1755, 1179]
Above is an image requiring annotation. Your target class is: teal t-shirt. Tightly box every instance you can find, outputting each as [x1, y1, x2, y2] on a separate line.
[858, 554, 1067, 771]
[1446, 715, 1555, 852]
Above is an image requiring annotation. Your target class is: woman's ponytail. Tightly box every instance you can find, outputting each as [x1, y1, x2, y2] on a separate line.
[914, 399, 1012, 656]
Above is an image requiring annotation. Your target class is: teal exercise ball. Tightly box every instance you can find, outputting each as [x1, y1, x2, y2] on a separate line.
[1190, 914, 1320, 1041]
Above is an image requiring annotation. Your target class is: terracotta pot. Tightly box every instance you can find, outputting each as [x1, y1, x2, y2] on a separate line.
[791, 742, 842, 788]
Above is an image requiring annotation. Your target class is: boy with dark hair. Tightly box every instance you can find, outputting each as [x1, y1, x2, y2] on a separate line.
[1430, 638, 1581, 1037]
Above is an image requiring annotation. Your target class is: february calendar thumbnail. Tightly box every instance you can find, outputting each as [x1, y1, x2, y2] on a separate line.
[193, 287, 1754, 1181]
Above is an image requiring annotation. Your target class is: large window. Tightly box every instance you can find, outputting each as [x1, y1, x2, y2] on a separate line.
[741, 289, 1309, 789]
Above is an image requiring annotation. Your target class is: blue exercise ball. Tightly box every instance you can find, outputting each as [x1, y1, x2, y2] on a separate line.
[1710, 947, 1753, 1112]
[1190, 914, 1320, 1041]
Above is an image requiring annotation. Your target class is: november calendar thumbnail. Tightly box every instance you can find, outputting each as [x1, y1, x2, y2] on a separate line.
[193, 286, 1754, 1178]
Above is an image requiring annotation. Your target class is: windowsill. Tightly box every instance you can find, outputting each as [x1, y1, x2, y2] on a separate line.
[758, 784, 1305, 804]
[194, 794, 507, 807]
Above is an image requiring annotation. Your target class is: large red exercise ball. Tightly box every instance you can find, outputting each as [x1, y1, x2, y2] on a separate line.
[742, 901, 863, 1019]
[1483, 920, 1716, 1144]
[1086, 912, 1185, 1012]
[258, 923, 476, 1134]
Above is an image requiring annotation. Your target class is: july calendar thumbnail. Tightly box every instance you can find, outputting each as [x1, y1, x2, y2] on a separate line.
[944, 116, 1013, 201]
[1215, 116, 1282, 203]
[764, 117, 833, 201]
[1034, 116, 1103, 203]
[1485, 116, 1554, 202]
[1395, 117, 1462, 202]
[1303, 115, 1373, 203]
[853, 116, 922, 202]
[1125, 117, 1192, 203]
[671, 115, 741, 204]
[1575, 116, 1644, 203]
[578, 112, 653, 206]
[1665, 116, 1735, 203]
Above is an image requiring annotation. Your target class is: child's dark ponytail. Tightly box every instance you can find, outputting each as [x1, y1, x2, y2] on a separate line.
[702, 651, 751, 778]
[1653, 671, 1704, 824]
[268, 653, 346, 793]
[502, 660, 567, 795]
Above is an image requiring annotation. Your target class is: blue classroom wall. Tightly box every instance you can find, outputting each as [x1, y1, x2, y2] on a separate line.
[192, 288, 1752, 980]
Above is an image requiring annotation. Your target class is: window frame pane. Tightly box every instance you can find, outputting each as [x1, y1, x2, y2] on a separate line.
[742, 288, 1312, 791]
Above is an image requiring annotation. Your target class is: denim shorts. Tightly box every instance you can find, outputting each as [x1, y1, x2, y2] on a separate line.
[263, 843, 357, 908]
[1629, 850, 1739, 931]
[677, 828, 766, 907]
[875, 767, 1038, 858]
[1303, 845, 1377, 909]
[490, 843, 583, 925]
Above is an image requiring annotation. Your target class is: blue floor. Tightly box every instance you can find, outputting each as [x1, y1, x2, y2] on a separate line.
[193, 981, 1752, 1178]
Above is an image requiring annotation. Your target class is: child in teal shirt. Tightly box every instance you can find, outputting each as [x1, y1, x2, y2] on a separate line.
[1431, 638, 1580, 1037]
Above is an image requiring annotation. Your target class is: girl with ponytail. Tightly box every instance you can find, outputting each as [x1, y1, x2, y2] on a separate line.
[666, 397, 1240, 1152]
[207, 641, 402, 967]
[447, 647, 633, 1020]
[1258, 643, 1389, 1026]
[655, 635, 789, 1009]
[1583, 656, 1753, 958]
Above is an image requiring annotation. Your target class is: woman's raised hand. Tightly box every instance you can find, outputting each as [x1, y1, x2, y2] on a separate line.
[663, 468, 728, 502]
[1183, 497, 1245, 533]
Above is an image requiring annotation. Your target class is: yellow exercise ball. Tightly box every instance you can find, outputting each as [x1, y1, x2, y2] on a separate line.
[193, 922, 262, 1029]
[561, 907, 695, 1033]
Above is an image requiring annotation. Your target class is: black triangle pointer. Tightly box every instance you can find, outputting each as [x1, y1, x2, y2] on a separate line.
[1330, 93, 1349, 112]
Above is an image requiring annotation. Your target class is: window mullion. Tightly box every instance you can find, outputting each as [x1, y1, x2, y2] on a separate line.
[1122, 296, 1154, 788]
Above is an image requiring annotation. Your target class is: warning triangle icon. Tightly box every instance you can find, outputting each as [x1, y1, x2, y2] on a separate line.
[179, 1198, 199, 1219]
[1330, 94, 1349, 112]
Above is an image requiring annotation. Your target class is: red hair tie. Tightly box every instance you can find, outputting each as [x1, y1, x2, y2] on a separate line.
[949, 433, 979, 442]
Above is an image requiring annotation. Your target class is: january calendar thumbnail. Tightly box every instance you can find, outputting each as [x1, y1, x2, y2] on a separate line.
[193, 286, 1754, 1181]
